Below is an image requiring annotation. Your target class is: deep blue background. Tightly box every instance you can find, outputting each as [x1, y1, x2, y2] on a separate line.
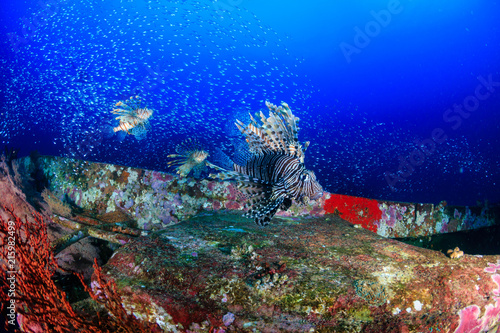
[0, 0, 498, 206]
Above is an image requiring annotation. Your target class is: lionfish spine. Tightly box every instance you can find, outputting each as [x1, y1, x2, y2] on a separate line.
[135, 108, 153, 120]
[235, 120, 273, 155]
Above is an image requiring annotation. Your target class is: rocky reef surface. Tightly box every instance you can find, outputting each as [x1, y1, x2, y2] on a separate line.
[2, 154, 499, 332]
[35, 155, 498, 238]
[100, 212, 500, 332]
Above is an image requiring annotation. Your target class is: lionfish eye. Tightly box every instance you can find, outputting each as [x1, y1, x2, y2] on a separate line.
[300, 172, 309, 181]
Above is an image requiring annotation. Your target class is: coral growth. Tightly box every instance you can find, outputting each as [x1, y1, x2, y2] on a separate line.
[81, 258, 163, 333]
[42, 188, 72, 217]
[324, 193, 382, 232]
[453, 261, 500, 333]
[485, 260, 500, 274]
[0, 206, 100, 332]
[0, 206, 161, 332]
[353, 279, 387, 306]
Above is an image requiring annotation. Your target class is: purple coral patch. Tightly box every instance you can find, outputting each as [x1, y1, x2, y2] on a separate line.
[484, 260, 500, 274]
[124, 198, 134, 209]
[454, 305, 482, 333]
[222, 312, 235, 326]
[493, 274, 500, 296]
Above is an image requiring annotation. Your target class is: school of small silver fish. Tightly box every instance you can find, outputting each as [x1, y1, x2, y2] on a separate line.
[1, 0, 492, 203]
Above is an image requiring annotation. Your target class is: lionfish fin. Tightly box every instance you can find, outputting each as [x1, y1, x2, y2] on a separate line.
[245, 196, 285, 226]
[236, 120, 273, 155]
[206, 161, 258, 183]
[269, 178, 287, 201]
[237, 181, 268, 198]
[234, 101, 306, 159]
[253, 198, 292, 225]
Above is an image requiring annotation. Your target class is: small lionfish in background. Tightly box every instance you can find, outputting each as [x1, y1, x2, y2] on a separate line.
[111, 96, 153, 140]
[167, 138, 209, 178]
[207, 101, 323, 226]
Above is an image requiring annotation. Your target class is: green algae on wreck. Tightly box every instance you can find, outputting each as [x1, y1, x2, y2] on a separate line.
[97, 212, 500, 332]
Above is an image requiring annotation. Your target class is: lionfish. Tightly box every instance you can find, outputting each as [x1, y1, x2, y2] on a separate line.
[206, 101, 323, 226]
[167, 138, 209, 178]
[112, 96, 153, 139]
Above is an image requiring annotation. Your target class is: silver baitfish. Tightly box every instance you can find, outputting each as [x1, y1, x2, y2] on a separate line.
[207, 101, 323, 226]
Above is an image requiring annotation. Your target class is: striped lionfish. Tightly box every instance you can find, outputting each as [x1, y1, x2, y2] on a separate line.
[112, 96, 153, 139]
[207, 101, 323, 226]
[167, 138, 209, 178]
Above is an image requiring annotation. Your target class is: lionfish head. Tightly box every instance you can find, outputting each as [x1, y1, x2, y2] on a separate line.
[193, 150, 209, 163]
[298, 169, 323, 202]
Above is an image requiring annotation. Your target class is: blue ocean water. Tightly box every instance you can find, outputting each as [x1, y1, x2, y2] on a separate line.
[0, 0, 498, 206]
